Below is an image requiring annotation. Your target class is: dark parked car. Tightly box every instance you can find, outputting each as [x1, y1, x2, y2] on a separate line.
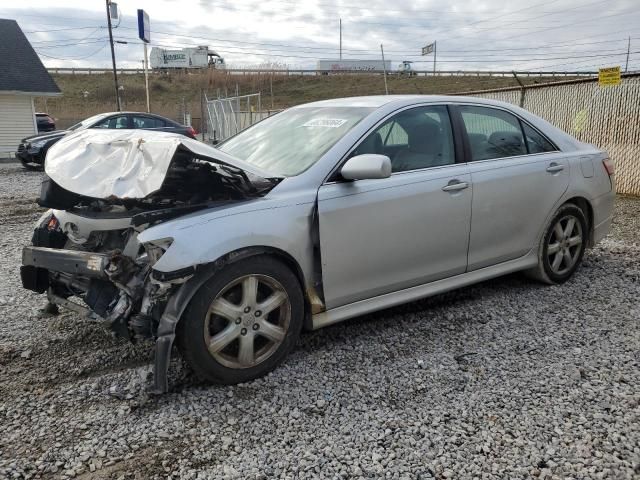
[35, 113, 56, 132]
[17, 112, 197, 170]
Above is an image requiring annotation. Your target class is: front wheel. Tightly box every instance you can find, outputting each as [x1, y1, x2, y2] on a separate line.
[177, 255, 304, 384]
[527, 203, 588, 284]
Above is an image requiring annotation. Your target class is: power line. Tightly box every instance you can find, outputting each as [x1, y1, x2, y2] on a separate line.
[36, 42, 108, 60]
[115, 25, 640, 58]
[116, 35, 638, 65]
[490, 7, 638, 43]
[36, 39, 108, 49]
[113, 33, 632, 62]
[439, 37, 639, 53]
[23, 26, 102, 34]
[30, 27, 103, 49]
[439, 0, 611, 40]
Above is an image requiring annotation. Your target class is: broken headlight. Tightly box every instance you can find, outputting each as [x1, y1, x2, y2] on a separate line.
[140, 238, 173, 267]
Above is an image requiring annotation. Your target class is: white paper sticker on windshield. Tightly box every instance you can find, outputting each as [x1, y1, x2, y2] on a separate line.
[302, 118, 348, 128]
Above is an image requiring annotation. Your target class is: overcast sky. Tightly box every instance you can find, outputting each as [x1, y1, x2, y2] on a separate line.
[1, 0, 639, 72]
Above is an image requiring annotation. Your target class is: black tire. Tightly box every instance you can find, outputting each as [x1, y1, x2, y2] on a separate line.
[176, 255, 304, 384]
[527, 203, 588, 285]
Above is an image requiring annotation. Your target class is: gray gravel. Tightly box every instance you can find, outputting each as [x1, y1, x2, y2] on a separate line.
[0, 163, 639, 479]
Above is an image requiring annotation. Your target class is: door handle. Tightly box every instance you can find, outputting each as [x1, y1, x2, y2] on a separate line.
[546, 163, 564, 173]
[442, 180, 469, 192]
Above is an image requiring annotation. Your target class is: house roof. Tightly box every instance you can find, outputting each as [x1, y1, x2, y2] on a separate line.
[0, 19, 61, 96]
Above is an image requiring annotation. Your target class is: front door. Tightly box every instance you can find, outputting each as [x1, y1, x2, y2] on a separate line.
[317, 105, 472, 309]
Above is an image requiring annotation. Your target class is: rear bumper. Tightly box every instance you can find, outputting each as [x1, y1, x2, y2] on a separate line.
[593, 216, 613, 245]
[591, 189, 615, 245]
[21, 247, 110, 292]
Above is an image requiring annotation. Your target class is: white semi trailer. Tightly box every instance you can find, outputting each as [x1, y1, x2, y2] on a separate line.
[317, 59, 392, 72]
[150, 46, 225, 70]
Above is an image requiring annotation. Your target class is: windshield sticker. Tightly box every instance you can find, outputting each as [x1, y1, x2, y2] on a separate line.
[302, 118, 348, 128]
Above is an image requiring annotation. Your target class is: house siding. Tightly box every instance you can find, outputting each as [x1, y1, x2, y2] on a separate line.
[0, 94, 35, 155]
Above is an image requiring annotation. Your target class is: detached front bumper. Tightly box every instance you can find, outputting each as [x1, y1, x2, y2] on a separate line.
[20, 244, 203, 394]
[21, 246, 111, 294]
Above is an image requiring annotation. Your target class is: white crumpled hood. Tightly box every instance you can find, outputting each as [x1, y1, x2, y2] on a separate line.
[45, 129, 272, 199]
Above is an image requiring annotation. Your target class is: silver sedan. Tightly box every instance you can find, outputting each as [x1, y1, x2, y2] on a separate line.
[21, 95, 615, 391]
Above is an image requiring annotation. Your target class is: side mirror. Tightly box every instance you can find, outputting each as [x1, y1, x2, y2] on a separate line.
[340, 154, 392, 180]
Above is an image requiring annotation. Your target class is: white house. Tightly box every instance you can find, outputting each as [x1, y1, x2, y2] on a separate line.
[0, 19, 61, 156]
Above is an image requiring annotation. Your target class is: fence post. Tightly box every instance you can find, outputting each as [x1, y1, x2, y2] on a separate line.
[200, 89, 206, 141]
[512, 71, 526, 108]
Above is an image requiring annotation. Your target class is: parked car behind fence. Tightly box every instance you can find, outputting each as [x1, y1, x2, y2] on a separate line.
[35, 112, 55, 133]
[16, 112, 197, 170]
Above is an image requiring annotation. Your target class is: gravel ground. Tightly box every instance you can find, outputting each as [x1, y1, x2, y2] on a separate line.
[0, 163, 638, 479]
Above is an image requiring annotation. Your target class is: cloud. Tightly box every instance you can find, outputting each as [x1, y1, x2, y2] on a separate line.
[1, 0, 638, 72]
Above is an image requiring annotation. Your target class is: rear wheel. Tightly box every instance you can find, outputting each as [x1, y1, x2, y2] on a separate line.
[177, 255, 304, 384]
[527, 203, 587, 284]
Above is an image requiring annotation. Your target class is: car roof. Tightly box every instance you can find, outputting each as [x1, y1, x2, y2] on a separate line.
[292, 94, 515, 110]
[100, 111, 163, 116]
[101, 111, 178, 121]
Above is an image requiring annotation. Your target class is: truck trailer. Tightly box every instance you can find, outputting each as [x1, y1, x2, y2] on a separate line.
[150, 46, 225, 70]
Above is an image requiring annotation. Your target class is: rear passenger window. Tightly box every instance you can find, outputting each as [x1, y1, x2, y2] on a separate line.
[522, 122, 556, 153]
[460, 106, 526, 161]
[132, 116, 165, 129]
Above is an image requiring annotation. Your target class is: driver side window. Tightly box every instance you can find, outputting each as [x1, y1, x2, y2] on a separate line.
[352, 106, 455, 173]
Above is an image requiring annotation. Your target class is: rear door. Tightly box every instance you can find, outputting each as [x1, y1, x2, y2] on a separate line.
[455, 104, 570, 270]
[317, 105, 472, 309]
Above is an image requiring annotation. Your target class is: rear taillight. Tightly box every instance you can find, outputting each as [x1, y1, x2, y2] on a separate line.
[187, 126, 197, 138]
[602, 158, 615, 176]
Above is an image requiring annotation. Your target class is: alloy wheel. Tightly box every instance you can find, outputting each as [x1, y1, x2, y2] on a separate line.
[547, 214, 583, 276]
[204, 274, 291, 369]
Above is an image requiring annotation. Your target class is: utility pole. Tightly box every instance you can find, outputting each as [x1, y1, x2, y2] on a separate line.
[380, 44, 388, 95]
[106, 0, 121, 111]
[143, 43, 150, 112]
[625, 36, 631, 72]
[433, 40, 437, 74]
[339, 18, 342, 60]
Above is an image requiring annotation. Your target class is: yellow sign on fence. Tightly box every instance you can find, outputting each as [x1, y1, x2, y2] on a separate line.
[598, 66, 621, 87]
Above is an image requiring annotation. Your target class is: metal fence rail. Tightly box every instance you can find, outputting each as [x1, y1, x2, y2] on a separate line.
[205, 92, 281, 142]
[460, 73, 640, 196]
[46, 67, 601, 77]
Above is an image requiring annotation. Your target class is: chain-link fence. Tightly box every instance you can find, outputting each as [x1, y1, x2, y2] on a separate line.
[204, 93, 281, 142]
[460, 73, 640, 196]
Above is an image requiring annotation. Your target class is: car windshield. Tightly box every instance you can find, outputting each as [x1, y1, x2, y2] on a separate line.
[68, 113, 110, 131]
[218, 106, 374, 176]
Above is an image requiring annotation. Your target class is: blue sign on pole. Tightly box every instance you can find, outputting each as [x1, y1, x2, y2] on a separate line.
[137, 9, 150, 43]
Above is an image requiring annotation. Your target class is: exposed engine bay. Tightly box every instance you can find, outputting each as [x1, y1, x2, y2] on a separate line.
[20, 130, 282, 392]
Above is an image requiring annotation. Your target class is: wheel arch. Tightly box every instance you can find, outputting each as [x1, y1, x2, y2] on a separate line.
[563, 196, 594, 246]
[178, 246, 317, 330]
[151, 245, 317, 393]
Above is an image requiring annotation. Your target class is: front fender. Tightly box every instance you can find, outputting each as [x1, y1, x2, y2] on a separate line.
[138, 199, 317, 288]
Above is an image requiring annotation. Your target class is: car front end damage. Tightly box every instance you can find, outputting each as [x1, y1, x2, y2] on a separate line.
[20, 130, 282, 393]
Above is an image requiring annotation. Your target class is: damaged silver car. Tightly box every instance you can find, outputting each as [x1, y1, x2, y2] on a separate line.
[21, 96, 615, 392]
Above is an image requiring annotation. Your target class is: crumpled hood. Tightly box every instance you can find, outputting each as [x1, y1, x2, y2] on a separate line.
[44, 129, 278, 199]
